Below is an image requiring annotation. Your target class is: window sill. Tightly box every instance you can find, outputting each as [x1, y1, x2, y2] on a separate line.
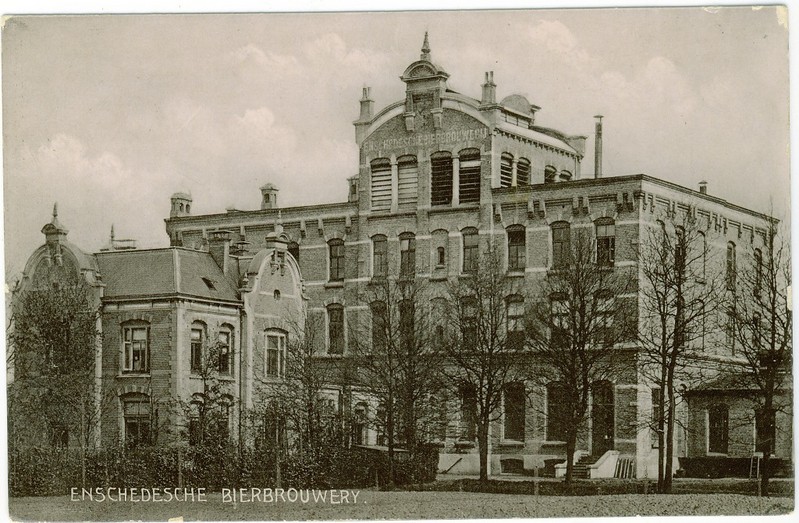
[505, 270, 525, 278]
[459, 272, 476, 279]
[325, 281, 344, 289]
[705, 452, 729, 457]
[119, 372, 151, 378]
[429, 275, 448, 282]
[499, 439, 525, 448]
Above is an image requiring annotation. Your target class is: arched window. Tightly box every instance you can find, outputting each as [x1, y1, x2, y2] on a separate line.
[400, 232, 416, 277]
[551, 222, 571, 269]
[544, 165, 557, 184]
[503, 382, 525, 441]
[546, 382, 567, 441]
[328, 239, 345, 282]
[726, 242, 736, 291]
[370, 301, 387, 352]
[462, 228, 479, 274]
[500, 153, 514, 188]
[217, 324, 234, 376]
[431, 151, 453, 206]
[122, 321, 150, 374]
[506, 295, 525, 350]
[122, 393, 151, 448]
[265, 329, 287, 378]
[507, 225, 526, 271]
[370, 158, 392, 211]
[559, 170, 573, 181]
[399, 299, 415, 352]
[372, 235, 387, 279]
[190, 321, 206, 374]
[516, 158, 531, 186]
[397, 155, 418, 210]
[461, 297, 478, 349]
[459, 148, 481, 204]
[327, 304, 345, 355]
[708, 404, 729, 454]
[595, 218, 615, 267]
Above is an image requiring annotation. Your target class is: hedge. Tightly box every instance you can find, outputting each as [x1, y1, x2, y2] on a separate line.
[9, 444, 439, 497]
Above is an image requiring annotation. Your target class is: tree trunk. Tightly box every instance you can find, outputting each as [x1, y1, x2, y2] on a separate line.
[564, 437, 576, 486]
[663, 376, 676, 494]
[760, 401, 775, 497]
[477, 421, 489, 482]
[386, 390, 395, 487]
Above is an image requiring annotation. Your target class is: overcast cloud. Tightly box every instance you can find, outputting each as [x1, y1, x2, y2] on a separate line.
[2, 8, 789, 280]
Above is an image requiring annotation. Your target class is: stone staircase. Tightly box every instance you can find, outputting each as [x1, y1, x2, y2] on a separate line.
[572, 454, 601, 479]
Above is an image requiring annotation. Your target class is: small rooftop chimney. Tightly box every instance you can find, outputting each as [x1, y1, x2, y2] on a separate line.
[699, 181, 708, 195]
[208, 230, 233, 276]
[481, 71, 497, 105]
[358, 87, 374, 122]
[594, 115, 603, 178]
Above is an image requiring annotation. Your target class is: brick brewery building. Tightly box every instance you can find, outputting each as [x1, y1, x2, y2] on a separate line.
[13, 35, 791, 478]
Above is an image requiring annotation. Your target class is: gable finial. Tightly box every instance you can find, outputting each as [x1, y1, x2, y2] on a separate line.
[110, 224, 115, 241]
[421, 31, 431, 61]
[52, 202, 58, 219]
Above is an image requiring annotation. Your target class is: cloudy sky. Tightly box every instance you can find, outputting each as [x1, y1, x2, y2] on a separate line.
[2, 7, 789, 281]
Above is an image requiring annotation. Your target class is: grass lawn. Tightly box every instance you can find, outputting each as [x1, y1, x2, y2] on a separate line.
[9, 490, 794, 521]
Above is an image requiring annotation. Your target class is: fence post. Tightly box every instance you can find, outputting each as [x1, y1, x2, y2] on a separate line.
[177, 446, 183, 488]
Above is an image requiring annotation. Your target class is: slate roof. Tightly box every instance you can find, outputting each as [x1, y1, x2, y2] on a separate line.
[95, 248, 239, 302]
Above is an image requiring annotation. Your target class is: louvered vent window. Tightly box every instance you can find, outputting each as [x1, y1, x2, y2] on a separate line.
[370, 158, 392, 211]
[459, 149, 481, 204]
[517, 158, 530, 186]
[397, 155, 418, 210]
[500, 153, 513, 188]
[430, 152, 453, 206]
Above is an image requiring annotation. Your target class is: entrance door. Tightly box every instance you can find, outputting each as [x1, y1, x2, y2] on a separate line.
[592, 381, 615, 456]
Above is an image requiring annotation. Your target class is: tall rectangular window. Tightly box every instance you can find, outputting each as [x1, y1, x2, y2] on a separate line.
[552, 223, 571, 269]
[266, 331, 286, 378]
[328, 306, 344, 355]
[217, 329, 232, 375]
[547, 382, 568, 441]
[190, 325, 203, 374]
[458, 149, 481, 204]
[372, 236, 387, 278]
[431, 152, 453, 206]
[460, 385, 477, 441]
[329, 239, 345, 282]
[400, 235, 416, 277]
[124, 396, 151, 448]
[506, 296, 525, 350]
[726, 242, 737, 291]
[708, 404, 729, 454]
[503, 382, 526, 441]
[123, 325, 149, 373]
[550, 296, 569, 349]
[507, 227, 526, 271]
[596, 220, 615, 266]
[462, 229, 479, 274]
[371, 301, 387, 352]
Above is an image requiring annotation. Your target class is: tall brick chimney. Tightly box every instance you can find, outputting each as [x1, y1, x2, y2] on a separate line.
[594, 115, 603, 178]
[208, 230, 233, 275]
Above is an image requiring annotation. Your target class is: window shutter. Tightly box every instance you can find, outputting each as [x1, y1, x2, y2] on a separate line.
[397, 157, 418, 210]
[370, 159, 392, 211]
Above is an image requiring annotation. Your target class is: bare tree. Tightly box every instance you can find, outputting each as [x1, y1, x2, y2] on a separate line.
[178, 326, 238, 448]
[525, 230, 634, 485]
[440, 245, 520, 483]
[348, 278, 443, 483]
[637, 214, 721, 493]
[729, 218, 792, 496]
[8, 265, 103, 487]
